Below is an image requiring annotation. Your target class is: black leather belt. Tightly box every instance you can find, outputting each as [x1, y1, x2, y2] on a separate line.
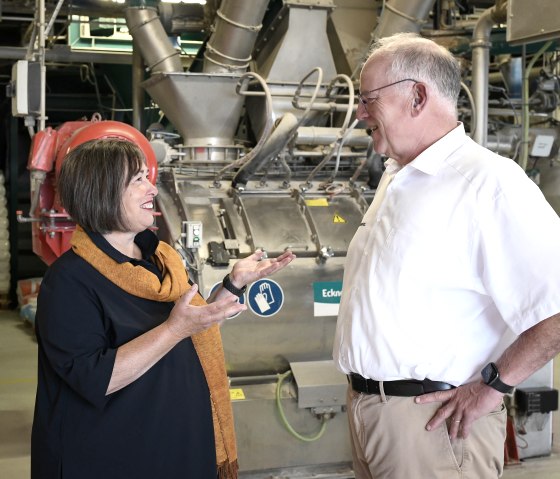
[349, 373, 455, 397]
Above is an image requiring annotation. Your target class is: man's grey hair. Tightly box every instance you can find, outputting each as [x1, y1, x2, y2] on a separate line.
[366, 32, 461, 109]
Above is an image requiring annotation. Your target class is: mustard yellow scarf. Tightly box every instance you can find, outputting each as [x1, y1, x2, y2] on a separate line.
[71, 226, 238, 479]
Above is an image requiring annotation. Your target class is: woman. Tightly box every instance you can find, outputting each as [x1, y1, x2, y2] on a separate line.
[31, 138, 295, 478]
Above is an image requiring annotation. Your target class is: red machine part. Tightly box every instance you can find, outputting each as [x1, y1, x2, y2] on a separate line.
[27, 119, 158, 265]
[26, 127, 57, 173]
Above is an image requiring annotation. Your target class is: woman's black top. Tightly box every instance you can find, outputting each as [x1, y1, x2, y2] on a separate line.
[31, 230, 216, 479]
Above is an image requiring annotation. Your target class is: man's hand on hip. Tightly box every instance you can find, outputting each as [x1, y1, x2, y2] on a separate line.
[414, 382, 504, 439]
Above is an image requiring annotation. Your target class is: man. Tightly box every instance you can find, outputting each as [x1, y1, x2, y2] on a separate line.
[333, 32, 560, 479]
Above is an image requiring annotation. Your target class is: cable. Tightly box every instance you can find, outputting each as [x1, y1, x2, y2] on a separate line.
[331, 118, 359, 181]
[275, 371, 328, 442]
[303, 74, 357, 184]
[214, 71, 274, 182]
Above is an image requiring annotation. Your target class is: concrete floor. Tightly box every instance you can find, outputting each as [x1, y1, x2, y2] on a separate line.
[1, 308, 560, 479]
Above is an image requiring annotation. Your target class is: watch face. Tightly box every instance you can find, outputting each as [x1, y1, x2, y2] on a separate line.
[482, 363, 498, 384]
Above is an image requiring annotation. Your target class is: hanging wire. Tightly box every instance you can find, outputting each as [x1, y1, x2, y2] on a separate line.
[275, 371, 328, 442]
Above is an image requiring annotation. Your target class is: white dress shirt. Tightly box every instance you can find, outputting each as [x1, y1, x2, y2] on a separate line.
[333, 123, 560, 385]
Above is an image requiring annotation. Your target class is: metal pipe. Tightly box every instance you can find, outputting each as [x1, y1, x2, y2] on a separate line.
[38, 0, 46, 131]
[470, 0, 506, 146]
[0, 46, 132, 64]
[295, 127, 370, 147]
[486, 132, 518, 157]
[125, 5, 182, 73]
[202, 0, 269, 73]
[374, 0, 436, 40]
[45, 0, 66, 36]
[132, 46, 145, 132]
[470, 8, 494, 146]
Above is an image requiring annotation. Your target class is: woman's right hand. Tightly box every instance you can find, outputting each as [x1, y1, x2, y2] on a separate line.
[166, 284, 246, 339]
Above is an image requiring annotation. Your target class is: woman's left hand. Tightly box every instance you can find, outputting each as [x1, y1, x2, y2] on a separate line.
[229, 249, 296, 290]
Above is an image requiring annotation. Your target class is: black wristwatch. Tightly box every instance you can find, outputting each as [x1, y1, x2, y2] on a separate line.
[222, 274, 246, 297]
[481, 362, 514, 394]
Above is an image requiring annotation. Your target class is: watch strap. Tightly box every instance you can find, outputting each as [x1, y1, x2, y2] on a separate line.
[488, 376, 514, 394]
[483, 362, 514, 394]
[222, 274, 246, 297]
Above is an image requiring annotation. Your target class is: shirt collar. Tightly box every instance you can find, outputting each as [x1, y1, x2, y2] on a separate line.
[408, 122, 468, 176]
[384, 122, 468, 177]
[383, 157, 402, 175]
[87, 229, 159, 264]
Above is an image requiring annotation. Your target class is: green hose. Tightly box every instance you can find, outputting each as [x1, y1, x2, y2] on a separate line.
[275, 370, 328, 442]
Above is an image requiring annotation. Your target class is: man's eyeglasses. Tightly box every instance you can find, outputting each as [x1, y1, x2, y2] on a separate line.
[358, 78, 418, 106]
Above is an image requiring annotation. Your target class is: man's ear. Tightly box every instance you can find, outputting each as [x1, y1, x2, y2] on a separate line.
[411, 83, 427, 111]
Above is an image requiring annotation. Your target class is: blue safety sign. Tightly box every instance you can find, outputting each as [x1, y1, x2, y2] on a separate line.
[208, 281, 245, 319]
[247, 279, 284, 317]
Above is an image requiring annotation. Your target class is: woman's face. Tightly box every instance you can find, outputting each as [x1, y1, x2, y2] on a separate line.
[120, 164, 158, 233]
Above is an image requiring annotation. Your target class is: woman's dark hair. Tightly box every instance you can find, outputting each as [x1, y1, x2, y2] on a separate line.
[58, 138, 146, 233]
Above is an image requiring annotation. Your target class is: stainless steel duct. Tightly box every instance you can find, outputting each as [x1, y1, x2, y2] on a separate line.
[203, 0, 269, 73]
[142, 72, 245, 146]
[125, 5, 182, 73]
[374, 0, 437, 39]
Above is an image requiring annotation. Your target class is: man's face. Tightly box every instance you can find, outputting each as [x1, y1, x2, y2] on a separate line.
[357, 58, 415, 163]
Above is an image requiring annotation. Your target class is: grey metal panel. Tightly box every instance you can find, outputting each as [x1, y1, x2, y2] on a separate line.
[303, 195, 363, 254]
[182, 188, 227, 260]
[221, 197, 253, 255]
[291, 360, 348, 409]
[215, 257, 345, 376]
[154, 183, 183, 246]
[256, 6, 337, 82]
[238, 195, 316, 255]
[507, 0, 560, 45]
[374, 0, 436, 39]
[232, 381, 352, 474]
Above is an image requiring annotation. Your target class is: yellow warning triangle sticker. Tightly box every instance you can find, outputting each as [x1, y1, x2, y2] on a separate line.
[333, 213, 346, 223]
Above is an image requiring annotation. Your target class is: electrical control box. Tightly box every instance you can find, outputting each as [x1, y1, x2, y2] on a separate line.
[515, 387, 559, 416]
[9, 60, 41, 117]
[183, 221, 203, 249]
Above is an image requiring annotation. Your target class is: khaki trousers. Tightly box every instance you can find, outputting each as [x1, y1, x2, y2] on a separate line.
[346, 385, 507, 479]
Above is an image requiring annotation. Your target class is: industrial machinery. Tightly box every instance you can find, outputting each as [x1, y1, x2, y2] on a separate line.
[14, 0, 560, 476]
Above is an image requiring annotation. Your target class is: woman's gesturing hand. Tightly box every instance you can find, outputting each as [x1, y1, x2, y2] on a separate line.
[228, 249, 296, 290]
[166, 284, 246, 339]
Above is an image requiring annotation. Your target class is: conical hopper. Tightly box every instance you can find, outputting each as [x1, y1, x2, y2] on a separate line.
[142, 72, 245, 147]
